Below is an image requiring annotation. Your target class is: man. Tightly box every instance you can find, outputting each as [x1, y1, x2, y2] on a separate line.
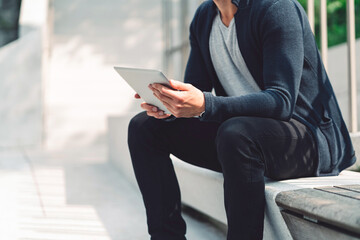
[128, 0, 356, 239]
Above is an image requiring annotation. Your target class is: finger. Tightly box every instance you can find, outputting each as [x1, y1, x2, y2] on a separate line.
[146, 110, 171, 119]
[152, 88, 176, 106]
[153, 93, 176, 113]
[162, 101, 177, 115]
[134, 93, 141, 99]
[141, 102, 159, 112]
[141, 102, 170, 117]
[151, 88, 184, 115]
[169, 79, 191, 91]
[157, 111, 171, 118]
[150, 83, 183, 101]
[150, 83, 173, 91]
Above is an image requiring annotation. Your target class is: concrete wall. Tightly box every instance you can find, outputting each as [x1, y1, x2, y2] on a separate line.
[0, 0, 162, 150]
[327, 39, 360, 129]
[0, 30, 42, 147]
[44, 0, 161, 150]
[0, 0, 49, 147]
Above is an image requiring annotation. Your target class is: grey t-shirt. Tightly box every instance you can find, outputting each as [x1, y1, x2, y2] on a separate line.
[209, 11, 260, 96]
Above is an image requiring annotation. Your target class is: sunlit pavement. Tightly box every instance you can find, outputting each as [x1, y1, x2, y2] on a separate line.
[0, 147, 226, 240]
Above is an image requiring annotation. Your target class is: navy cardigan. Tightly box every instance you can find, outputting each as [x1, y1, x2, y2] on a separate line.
[184, 0, 356, 176]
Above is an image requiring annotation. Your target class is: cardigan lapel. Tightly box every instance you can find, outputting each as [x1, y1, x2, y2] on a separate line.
[234, 6, 256, 82]
[201, 2, 227, 95]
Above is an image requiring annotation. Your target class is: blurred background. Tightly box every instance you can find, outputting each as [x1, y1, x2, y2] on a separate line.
[0, 0, 359, 151]
[0, 0, 359, 239]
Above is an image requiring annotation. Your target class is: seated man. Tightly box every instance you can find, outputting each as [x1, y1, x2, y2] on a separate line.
[127, 0, 356, 239]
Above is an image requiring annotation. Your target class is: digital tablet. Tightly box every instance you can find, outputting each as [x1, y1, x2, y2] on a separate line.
[114, 67, 173, 114]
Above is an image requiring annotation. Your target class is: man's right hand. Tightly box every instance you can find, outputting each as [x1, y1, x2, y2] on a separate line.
[134, 93, 171, 119]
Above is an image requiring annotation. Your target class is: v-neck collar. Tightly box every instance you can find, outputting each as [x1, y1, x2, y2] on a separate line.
[217, 10, 235, 30]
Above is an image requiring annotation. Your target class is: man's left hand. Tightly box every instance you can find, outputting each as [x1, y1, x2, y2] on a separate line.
[149, 80, 205, 118]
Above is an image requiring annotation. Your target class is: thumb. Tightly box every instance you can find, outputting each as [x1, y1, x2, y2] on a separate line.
[169, 79, 190, 91]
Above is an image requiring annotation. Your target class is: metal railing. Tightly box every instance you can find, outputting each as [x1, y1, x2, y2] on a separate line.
[162, 0, 357, 132]
[307, 0, 357, 133]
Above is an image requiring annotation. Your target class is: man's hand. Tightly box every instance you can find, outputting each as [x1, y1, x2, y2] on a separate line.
[149, 80, 205, 118]
[134, 93, 171, 119]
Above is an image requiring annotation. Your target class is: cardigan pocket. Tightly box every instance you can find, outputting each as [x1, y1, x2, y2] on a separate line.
[319, 117, 339, 169]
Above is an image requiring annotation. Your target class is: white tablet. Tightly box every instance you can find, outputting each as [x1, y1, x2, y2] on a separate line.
[114, 67, 173, 114]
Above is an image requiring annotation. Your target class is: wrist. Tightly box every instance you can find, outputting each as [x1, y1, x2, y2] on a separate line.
[198, 92, 206, 117]
[198, 110, 205, 118]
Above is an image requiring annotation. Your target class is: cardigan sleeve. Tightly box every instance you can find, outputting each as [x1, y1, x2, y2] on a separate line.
[200, 0, 305, 123]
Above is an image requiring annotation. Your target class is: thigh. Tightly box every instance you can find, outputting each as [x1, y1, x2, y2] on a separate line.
[131, 112, 222, 172]
[222, 116, 317, 180]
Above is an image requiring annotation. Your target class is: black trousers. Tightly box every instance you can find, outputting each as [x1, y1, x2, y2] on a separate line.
[128, 112, 316, 240]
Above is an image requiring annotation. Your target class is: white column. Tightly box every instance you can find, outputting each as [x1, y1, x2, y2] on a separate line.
[320, 0, 328, 70]
[162, 0, 173, 76]
[307, 0, 315, 34]
[180, 0, 189, 80]
[347, 0, 357, 132]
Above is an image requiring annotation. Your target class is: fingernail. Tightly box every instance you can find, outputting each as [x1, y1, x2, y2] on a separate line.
[159, 111, 164, 116]
[152, 107, 157, 112]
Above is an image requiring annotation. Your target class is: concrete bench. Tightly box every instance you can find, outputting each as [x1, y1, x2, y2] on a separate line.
[108, 114, 360, 240]
[276, 185, 360, 239]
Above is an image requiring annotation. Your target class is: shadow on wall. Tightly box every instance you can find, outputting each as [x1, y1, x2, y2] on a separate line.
[327, 39, 360, 130]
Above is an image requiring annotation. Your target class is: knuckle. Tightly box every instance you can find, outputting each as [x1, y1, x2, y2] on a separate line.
[177, 98, 184, 104]
[175, 109, 182, 115]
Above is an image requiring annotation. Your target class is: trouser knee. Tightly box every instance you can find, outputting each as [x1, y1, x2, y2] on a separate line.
[128, 111, 159, 152]
[128, 111, 169, 158]
[216, 117, 265, 182]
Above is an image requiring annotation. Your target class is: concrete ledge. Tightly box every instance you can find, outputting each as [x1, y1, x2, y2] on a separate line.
[108, 113, 360, 240]
[172, 158, 226, 223]
[349, 132, 360, 171]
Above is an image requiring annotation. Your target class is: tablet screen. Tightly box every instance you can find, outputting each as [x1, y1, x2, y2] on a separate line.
[114, 67, 173, 114]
